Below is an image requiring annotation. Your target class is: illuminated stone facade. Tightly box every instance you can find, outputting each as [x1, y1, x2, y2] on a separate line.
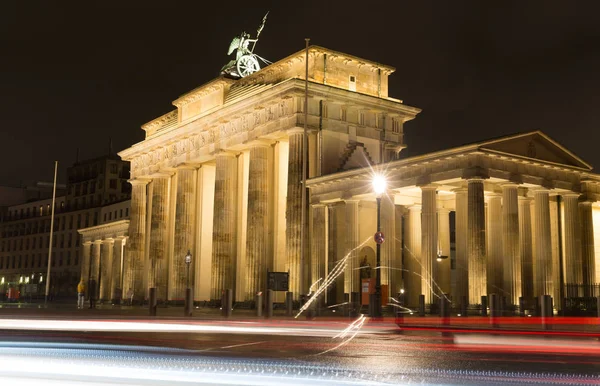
[118, 46, 600, 310]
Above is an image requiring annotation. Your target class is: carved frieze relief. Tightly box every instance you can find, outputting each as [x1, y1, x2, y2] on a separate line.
[130, 97, 294, 177]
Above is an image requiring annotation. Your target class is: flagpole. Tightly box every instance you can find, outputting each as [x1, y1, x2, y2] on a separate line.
[300, 38, 309, 297]
[45, 161, 58, 305]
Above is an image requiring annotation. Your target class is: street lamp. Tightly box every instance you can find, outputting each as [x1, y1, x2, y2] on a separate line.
[372, 174, 387, 318]
[184, 250, 192, 317]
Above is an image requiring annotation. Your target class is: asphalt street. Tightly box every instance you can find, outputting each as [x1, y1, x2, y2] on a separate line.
[0, 313, 599, 385]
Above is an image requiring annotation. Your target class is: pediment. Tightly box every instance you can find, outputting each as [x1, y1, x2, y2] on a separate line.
[479, 132, 591, 170]
[339, 142, 376, 171]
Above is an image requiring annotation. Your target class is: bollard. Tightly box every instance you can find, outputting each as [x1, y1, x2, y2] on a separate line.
[418, 294, 425, 317]
[184, 288, 193, 317]
[285, 291, 293, 316]
[440, 295, 450, 325]
[597, 296, 600, 318]
[255, 292, 263, 317]
[540, 294, 552, 330]
[369, 293, 377, 317]
[489, 293, 499, 328]
[343, 293, 350, 317]
[221, 291, 226, 317]
[266, 289, 274, 318]
[481, 295, 488, 317]
[519, 296, 525, 317]
[351, 292, 360, 317]
[149, 287, 157, 317]
[460, 295, 468, 317]
[224, 289, 233, 318]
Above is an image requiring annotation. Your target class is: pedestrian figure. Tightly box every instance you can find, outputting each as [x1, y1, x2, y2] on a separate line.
[77, 280, 86, 309]
[126, 288, 134, 306]
[88, 278, 97, 309]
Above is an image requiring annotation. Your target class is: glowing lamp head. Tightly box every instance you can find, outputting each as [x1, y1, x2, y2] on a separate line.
[185, 250, 192, 265]
[372, 174, 387, 196]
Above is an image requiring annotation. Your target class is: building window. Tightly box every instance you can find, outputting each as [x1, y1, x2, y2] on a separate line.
[18, 256, 22, 269]
[68, 234, 72, 248]
[391, 118, 400, 134]
[51, 253, 55, 267]
[359, 112, 365, 126]
[110, 164, 118, 174]
[38, 254, 42, 268]
[24, 255, 28, 269]
[109, 212, 112, 221]
[109, 179, 117, 189]
[74, 251, 79, 266]
[77, 214, 81, 228]
[85, 213, 89, 228]
[119, 209, 123, 218]
[67, 251, 71, 266]
[125, 208, 129, 217]
[93, 212, 98, 226]
[12, 256, 15, 269]
[349, 75, 357, 91]
[340, 108, 347, 121]
[103, 213, 107, 222]
[39, 206, 43, 216]
[59, 252, 63, 267]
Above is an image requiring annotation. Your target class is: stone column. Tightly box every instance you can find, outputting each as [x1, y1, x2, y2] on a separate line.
[149, 176, 171, 301]
[171, 166, 197, 302]
[381, 195, 396, 291]
[310, 204, 327, 298]
[394, 205, 404, 296]
[420, 185, 438, 304]
[344, 200, 360, 295]
[562, 194, 582, 290]
[100, 239, 114, 301]
[437, 208, 451, 295]
[80, 241, 92, 284]
[90, 241, 102, 281]
[212, 153, 238, 301]
[579, 200, 596, 292]
[195, 165, 216, 302]
[467, 178, 486, 304]
[245, 144, 270, 300]
[502, 184, 521, 305]
[123, 179, 148, 300]
[454, 188, 468, 305]
[486, 193, 503, 296]
[286, 129, 304, 299]
[406, 205, 421, 307]
[110, 237, 125, 300]
[519, 196, 534, 302]
[533, 189, 553, 297]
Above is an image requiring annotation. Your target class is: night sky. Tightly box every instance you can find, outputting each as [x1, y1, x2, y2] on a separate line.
[1, 1, 600, 186]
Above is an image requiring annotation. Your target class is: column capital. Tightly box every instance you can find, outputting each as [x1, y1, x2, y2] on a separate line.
[286, 127, 306, 136]
[102, 238, 115, 244]
[500, 182, 520, 189]
[311, 203, 327, 209]
[82, 241, 93, 246]
[419, 183, 438, 191]
[437, 207, 450, 214]
[213, 149, 238, 158]
[244, 139, 273, 148]
[128, 178, 150, 186]
[408, 204, 422, 211]
[175, 163, 198, 171]
[462, 167, 489, 181]
[561, 192, 581, 199]
[452, 187, 468, 194]
[148, 171, 175, 179]
[92, 239, 103, 245]
[531, 186, 552, 194]
[579, 199, 595, 206]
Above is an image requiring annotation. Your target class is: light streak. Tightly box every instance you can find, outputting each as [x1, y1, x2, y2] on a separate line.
[307, 277, 323, 295]
[314, 315, 367, 356]
[295, 236, 371, 318]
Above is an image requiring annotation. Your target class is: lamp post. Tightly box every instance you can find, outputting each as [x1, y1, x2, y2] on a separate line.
[184, 250, 192, 317]
[372, 174, 386, 318]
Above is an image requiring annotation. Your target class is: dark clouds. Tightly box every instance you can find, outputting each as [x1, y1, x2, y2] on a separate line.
[1, 0, 599, 185]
